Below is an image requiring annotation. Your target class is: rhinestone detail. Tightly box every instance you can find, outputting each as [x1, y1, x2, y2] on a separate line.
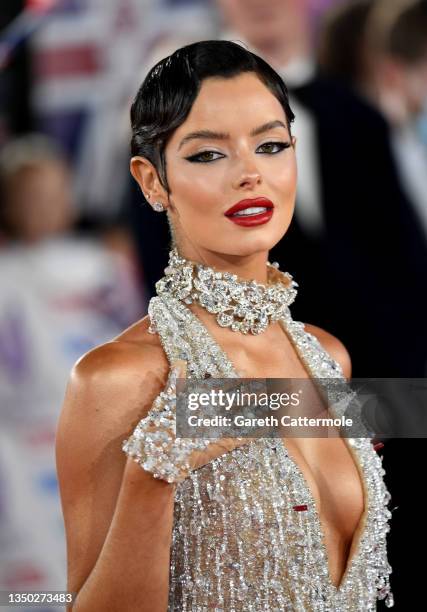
[122, 291, 394, 610]
[155, 248, 298, 335]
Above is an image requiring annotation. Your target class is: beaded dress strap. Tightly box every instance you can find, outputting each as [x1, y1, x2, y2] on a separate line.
[148, 295, 237, 379]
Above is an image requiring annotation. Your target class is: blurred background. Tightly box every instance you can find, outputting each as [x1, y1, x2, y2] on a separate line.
[0, 1, 426, 610]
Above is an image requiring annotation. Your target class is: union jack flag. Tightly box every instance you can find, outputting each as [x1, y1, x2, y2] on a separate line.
[31, 0, 152, 215]
[25, 0, 211, 216]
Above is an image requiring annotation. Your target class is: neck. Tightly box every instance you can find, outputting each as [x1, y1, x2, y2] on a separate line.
[157, 246, 297, 336]
[176, 244, 271, 285]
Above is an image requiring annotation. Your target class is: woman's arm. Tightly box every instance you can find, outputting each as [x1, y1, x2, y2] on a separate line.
[56, 341, 175, 612]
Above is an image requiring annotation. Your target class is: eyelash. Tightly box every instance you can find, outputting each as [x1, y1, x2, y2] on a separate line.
[185, 141, 291, 163]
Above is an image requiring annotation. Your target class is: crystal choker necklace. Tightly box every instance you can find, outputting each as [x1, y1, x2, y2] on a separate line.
[155, 248, 298, 335]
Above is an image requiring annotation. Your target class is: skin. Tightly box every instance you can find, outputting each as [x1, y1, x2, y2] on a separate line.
[2, 161, 74, 244]
[215, 0, 311, 68]
[132, 72, 298, 283]
[362, 39, 427, 125]
[377, 55, 427, 124]
[57, 72, 360, 611]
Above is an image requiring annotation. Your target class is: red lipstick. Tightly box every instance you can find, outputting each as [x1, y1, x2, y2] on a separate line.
[224, 197, 274, 227]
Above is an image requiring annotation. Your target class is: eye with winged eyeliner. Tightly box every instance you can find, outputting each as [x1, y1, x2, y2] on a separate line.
[185, 141, 292, 163]
[178, 119, 289, 150]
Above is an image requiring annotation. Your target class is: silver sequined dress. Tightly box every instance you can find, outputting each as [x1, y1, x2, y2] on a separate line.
[145, 294, 394, 611]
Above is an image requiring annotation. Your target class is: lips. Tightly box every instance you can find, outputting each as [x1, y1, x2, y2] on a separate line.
[224, 197, 274, 227]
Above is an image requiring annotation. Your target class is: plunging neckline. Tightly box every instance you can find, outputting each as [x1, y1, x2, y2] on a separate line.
[167, 297, 370, 594]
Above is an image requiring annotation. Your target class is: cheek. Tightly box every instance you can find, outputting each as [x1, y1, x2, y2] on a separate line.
[407, 70, 427, 103]
[168, 164, 226, 216]
[267, 156, 297, 199]
[167, 155, 297, 221]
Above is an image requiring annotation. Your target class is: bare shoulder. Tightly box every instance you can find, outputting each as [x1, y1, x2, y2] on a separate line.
[304, 323, 352, 379]
[76, 313, 164, 374]
[59, 314, 169, 444]
[56, 315, 171, 598]
[74, 314, 167, 387]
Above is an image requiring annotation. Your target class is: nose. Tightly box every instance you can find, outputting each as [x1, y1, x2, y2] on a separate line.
[232, 158, 262, 190]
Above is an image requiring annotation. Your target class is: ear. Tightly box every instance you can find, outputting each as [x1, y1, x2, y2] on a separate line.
[129, 156, 168, 204]
[291, 135, 297, 150]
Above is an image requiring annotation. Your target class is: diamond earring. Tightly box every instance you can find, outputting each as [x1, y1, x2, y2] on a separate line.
[153, 201, 165, 212]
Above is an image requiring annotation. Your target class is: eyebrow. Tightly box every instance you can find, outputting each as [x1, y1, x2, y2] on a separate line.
[177, 120, 288, 150]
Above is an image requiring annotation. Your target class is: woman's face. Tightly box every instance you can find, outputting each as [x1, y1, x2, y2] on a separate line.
[166, 72, 297, 259]
[134, 71, 297, 261]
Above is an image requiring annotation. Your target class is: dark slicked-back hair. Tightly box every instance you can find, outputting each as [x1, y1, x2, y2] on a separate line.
[130, 40, 295, 192]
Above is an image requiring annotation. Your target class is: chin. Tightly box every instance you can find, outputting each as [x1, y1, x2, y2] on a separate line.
[198, 218, 289, 257]
[215, 235, 280, 258]
[237, 227, 288, 253]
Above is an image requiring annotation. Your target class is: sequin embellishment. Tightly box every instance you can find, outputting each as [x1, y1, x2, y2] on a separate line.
[130, 294, 394, 610]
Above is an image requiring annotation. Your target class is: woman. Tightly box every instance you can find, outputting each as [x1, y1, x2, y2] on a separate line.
[56, 41, 393, 611]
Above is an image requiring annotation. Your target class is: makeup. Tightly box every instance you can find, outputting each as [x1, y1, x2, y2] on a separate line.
[224, 197, 274, 227]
